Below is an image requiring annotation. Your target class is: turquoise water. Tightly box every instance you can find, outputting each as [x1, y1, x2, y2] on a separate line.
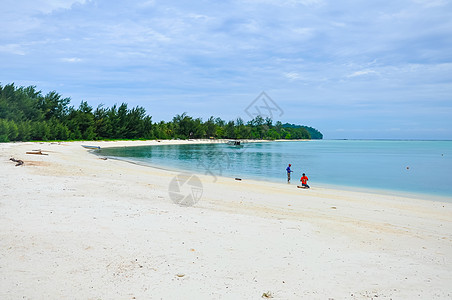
[98, 140, 452, 200]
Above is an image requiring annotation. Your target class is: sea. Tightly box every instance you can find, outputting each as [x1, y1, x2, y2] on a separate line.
[98, 140, 452, 201]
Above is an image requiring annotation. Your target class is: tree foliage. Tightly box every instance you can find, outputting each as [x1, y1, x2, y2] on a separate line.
[0, 83, 322, 142]
[282, 123, 323, 139]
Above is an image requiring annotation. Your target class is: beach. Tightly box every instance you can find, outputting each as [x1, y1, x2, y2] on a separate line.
[1, 140, 451, 299]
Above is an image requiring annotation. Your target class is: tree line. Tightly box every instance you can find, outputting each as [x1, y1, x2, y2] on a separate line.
[0, 83, 322, 142]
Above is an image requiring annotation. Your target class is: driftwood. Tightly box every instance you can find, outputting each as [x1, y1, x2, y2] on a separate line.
[10, 158, 24, 166]
[26, 150, 48, 155]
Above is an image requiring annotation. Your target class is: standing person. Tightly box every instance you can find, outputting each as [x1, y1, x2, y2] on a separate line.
[300, 173, 310, 188]
[286, 164, 293, 183]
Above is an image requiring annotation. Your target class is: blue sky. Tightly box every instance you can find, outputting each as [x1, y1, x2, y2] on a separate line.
[1, 0, 451, 139]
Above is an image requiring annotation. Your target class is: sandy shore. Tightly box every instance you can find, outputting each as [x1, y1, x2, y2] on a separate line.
[1, 140, 451, 299]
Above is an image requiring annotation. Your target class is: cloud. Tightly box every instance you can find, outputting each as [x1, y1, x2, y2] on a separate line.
[243, 0, 323, 6]
[0, 44, 26, 56]
[60, 57, 82, 63]
[284, 0, 324, 6]
[1, 0, 87, 16]
[137, 0, 155, 9]
[28, 0, 88, 14]
[347, 70, 378, 78]
[284, 72, 303, 81]
[412, 0, 448, 7]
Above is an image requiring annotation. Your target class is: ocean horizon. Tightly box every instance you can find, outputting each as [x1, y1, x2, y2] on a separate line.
[98, 139, 452, 201]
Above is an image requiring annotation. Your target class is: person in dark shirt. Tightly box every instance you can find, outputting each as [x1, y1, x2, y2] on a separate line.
[286, 164, 293, 183]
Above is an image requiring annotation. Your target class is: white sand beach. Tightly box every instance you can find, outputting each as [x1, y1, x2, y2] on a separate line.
[1, 140, 451, 299]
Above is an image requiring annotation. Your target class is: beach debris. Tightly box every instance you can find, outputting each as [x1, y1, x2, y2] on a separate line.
[262, 291, 273, 298]
[235, 178, 242, 181]
[26, 150, 48, 155]
[176, 273, 185, 278]
[9, 158, 24, 166]
[99, 157, 108, 160]
[331, 206, 337, 209]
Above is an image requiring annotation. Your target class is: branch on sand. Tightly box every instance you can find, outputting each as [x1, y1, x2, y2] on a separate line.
[10, 158, 24, 166]
[26, 150, 48, 155]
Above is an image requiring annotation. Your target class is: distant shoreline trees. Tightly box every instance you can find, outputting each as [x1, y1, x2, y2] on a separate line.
[0, 83, 323, 142]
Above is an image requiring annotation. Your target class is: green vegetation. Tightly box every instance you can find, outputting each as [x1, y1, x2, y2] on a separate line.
[0, 83, 322, 142]
[282, 123, 323, 140]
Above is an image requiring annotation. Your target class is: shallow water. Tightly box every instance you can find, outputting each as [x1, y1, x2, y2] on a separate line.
[98, 140, 452, 200]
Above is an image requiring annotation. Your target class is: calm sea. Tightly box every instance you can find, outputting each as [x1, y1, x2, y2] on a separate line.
[98, 140, 452, 200]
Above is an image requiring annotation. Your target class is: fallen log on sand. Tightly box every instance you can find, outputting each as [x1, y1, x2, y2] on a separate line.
[26, 150, 48, 155]
[9, 158, 24, 166]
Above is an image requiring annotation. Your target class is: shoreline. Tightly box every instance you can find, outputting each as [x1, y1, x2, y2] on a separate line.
[93, 139, 452, 204]
[1, 140, 452, 299]
[100, 153, 452, 204]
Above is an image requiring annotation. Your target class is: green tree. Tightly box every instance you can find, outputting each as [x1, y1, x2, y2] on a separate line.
[67, 101, 96, 140]
[125, 106, 147, 138]
[0, 119, 9, 142]
[0, 83, 323, 142]
[173, 113, 201, 138]
[225, 121, 235, 139]
[17, 121, 32, 141]
[93, 104, 112, 139]
[37, 91, 70, 120]
[7, 120, 19, 141]
[204, 116, 217, 138]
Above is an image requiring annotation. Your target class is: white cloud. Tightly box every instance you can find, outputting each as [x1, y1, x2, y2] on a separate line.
[2, 0, 88, 15]
[284, 0, 324, 6]
[32, 0, 88, 14]
[137, 0, 155, 9]
[243, 0, 323, 7]
[330, 21, 346, 28]
[60, 57, 82, 63]
[412, 0, 448, 7]
[0, 44, 26, 55]
[291, 27, 315, 37]
[284, 72, 303, 81]
[347, 70, 378, 78]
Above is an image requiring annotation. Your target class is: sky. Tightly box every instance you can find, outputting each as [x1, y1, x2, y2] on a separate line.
[1, 0, 451, 139]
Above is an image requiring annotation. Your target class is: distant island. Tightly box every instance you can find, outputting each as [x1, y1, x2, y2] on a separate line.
[0, 83, 322, 142]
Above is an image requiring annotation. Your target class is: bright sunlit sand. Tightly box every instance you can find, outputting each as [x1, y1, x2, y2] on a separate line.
[1, 140, 451, 299]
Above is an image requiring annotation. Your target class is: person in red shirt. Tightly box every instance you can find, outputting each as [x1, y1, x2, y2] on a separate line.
[300, 173, 310, 188]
